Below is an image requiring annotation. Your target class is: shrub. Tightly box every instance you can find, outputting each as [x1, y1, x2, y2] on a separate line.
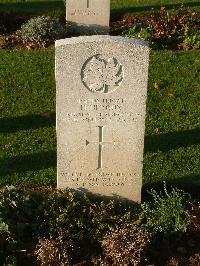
[141, 183, 190, 234]
[35, 233, 71, 266]
[122, 6, 200, 50]
[148, 6, 200, 49]
[0, 186, 46, 243]
[101, 223, 150, 265]
[40, 190, 138, 263]
[20, 16, 66, 47]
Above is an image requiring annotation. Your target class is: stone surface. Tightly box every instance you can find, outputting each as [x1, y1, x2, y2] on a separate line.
[56, 36, 149, 202]
[66, 0, 110, 33]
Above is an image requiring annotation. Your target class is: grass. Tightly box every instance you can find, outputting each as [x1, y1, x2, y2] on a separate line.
[0, 51, 56, 187]
[0, 0, 199, 15]
[0, 0, 199, 197]
[144, 51, 200, 195]
[0, 50, 199, 194]
[111, 0, 200, 17]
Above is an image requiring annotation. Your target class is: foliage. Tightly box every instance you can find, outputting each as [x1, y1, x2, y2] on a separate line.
[182, 30, 200, 50]
[0, 187, 137, 263]
[148, 6, 200, 50]
[0, 186, 197, 264]
[20, 15, 66, 47]
[123, 25, 152, 41]
[0, 218, 9, 235]
[141, 183, 190, 234]
[42, 189, 136, 260]
[100, 223, 150, 265]
[123, 6, 200, 50]
[0, 186, 46, 243]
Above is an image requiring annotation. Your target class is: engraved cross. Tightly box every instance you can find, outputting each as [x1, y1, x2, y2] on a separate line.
[86, 126, 115, 169]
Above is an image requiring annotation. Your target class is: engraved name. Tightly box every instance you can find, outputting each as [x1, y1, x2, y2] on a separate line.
[60, 172, 137, 187]
[64, 97, 139, 123]
[70, 9, 101, 16]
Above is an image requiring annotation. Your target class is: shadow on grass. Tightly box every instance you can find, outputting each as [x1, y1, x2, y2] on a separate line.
[1, 114, 199, 150]
[142, 174, 200, 200]
[0, 151, 56, 177]
[1, 114, 199, 198]
[111, 1, 200, 18]
[0, 1, 64, 13]
[0, 113, 55, 133]
[144, 128, 200, 153]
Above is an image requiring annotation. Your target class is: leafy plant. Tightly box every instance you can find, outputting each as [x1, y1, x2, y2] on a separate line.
[0, 186, 46, 242]
[20, 16, 66, 47]
[182, 31, 200, 50]
[123, 25, 152, 41]
[0, 218, 9, 235]
[141, 183, 190, 234]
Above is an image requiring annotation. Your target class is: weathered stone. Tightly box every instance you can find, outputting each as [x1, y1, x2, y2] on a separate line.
[56, 36, 149, 202]
[66, 0, 110, 34]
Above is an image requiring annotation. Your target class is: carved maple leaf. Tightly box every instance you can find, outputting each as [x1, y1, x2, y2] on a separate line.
[83, 56, 123, 93]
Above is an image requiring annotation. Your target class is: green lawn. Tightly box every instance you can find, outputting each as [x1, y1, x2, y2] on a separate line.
[0, 0, 199, 14]
[0, 50, 199, 194]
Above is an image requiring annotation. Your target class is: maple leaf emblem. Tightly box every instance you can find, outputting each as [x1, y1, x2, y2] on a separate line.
[82, 55, 124, 93]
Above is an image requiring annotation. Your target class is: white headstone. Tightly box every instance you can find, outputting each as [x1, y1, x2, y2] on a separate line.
[56, 36, 149, 202]
[66, 0, 110, 33]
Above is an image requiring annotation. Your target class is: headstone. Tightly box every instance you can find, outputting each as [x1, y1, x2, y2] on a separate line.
[56, 36, 149, 202]
[66, 0, 110, 34]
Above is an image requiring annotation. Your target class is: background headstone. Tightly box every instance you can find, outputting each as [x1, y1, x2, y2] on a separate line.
[66, 0, 110, 34]
[56, 36, 149, 202]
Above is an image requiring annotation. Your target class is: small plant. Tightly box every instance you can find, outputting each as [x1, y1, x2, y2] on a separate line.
[20, 16, 66, 47]
[123, 25, 152, 41]
[141, 183, 190, 234]
[182, 31, 200, 50]
[101, 223, 150, 265]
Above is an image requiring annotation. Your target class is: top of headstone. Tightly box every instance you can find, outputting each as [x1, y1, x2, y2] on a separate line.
[55, 35, 149, 48]
[66, 0, 110, 28]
